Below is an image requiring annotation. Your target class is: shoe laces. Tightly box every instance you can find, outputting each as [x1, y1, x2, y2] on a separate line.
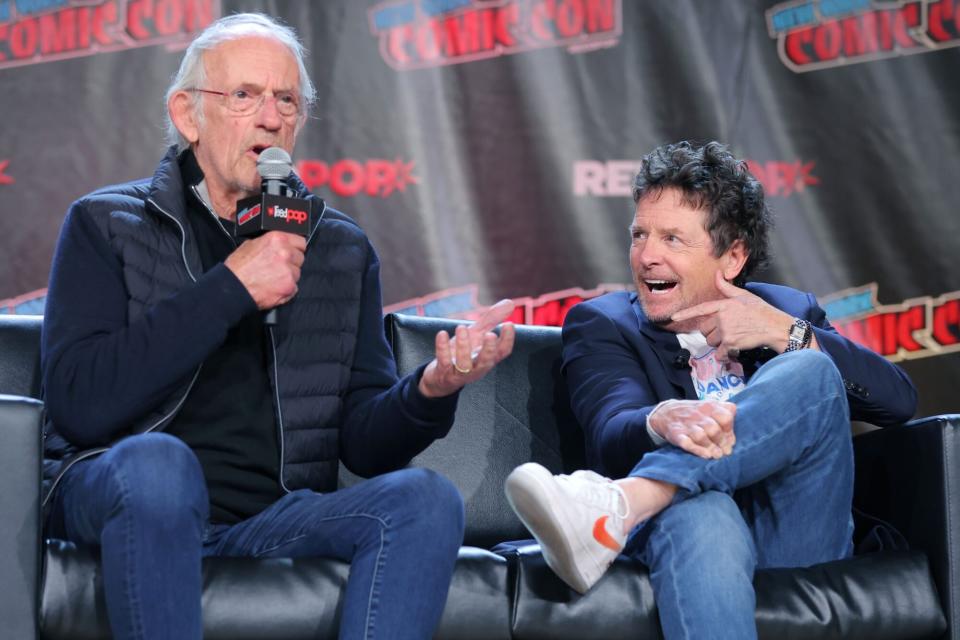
[564, 471, 630, 521]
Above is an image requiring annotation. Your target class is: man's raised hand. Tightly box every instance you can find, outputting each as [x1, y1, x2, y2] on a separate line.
[418, 299, 517, 398]
[671, 271, 794, 360]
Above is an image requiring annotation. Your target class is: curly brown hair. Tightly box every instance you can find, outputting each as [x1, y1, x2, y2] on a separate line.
[632, 141, 772, 285]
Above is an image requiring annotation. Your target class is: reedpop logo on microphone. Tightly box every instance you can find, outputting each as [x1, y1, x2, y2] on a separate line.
[267, 205, 309, 225]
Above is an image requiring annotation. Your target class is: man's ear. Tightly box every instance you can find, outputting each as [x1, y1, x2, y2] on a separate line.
[168, 91, 200, 144]
[722, 239, 748, 281]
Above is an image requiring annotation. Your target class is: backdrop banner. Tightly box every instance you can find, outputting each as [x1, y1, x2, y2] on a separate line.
[1, 0, 957, 417]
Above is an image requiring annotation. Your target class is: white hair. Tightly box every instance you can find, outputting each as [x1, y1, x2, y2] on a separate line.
[164, 13, 317, 149]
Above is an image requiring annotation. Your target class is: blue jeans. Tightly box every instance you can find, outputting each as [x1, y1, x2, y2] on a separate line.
[625, 350, 854, 640]
[50, 435, 465, 640]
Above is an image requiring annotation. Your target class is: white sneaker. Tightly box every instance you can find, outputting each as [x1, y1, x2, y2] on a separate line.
[505, 462, 629, 593]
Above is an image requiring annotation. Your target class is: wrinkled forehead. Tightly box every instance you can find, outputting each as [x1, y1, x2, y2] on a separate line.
[203, 36, 301, 91]
[633, 188, 709, 230]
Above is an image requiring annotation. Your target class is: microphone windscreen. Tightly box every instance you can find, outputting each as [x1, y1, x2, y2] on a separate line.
[257, 147, 292, 180]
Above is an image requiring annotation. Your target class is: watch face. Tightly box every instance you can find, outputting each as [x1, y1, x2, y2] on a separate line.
[789, 325, 805, 341]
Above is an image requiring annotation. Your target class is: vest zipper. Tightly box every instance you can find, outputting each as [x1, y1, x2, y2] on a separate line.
[271, 198, 324, 492]
[142, 196, 204, 425]
[189, 185, 237, 247]
[182, 190, 326, 494]
[268, 327, 291, 493]
[42, 447, 109, 507]
[42, 365, 205, 507]
[188, 185, 302, 494]
[44, 198, 205, 507]
[307, 200, 327, 244]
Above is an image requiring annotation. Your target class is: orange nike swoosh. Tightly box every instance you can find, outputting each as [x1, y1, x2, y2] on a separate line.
[592, 516, 621, 552]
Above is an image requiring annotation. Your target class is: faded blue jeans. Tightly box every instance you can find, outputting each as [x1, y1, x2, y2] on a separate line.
[625, 350, 854, 640]
[49, 435, 465, 640]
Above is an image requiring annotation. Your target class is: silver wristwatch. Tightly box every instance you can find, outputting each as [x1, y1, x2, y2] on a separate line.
[784, 318, 812, 352]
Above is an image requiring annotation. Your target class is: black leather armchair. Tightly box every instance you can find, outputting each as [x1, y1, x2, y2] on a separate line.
[0, 312, 955, 639]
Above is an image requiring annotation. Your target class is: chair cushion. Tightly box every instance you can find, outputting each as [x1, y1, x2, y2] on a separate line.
[508, 544, 946, 640]
[40, 542, 511, 640]
[754, 550, 946, 639]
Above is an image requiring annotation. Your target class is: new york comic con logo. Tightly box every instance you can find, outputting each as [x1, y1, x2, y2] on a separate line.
[0, 0, 219, 70]
[823, 283, 960, 362]
[368, 0, 622, 70]
[385, 281, 960, 366]
[767, 0, 960, 72]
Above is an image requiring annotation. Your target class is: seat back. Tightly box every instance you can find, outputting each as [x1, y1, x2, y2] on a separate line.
[0, 314, 43, 398]
[381, 313, 585, 549]
[4, 311, 586, 549]
[0, 314, 44, 640]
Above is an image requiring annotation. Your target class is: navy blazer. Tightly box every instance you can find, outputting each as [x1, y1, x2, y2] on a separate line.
[561, 283, 918, 478]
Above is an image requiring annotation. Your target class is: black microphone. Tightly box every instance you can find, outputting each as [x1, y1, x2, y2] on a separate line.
[673, 348, 691, 369]
[235, 147, 312, 325]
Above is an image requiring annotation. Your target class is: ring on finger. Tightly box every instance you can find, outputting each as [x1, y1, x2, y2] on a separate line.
[453, 362, 472, 374]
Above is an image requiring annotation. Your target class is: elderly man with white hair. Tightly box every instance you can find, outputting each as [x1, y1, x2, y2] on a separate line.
[40, 13, 515, 640]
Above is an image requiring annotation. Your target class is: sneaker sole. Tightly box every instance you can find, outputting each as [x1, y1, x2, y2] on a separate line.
[505, 464, 606, 594]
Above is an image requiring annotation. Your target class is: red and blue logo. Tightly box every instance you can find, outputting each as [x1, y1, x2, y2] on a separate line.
[0, 0, 220, 71]
[767, 0, 960, 73]
[368, 0, 622, 71]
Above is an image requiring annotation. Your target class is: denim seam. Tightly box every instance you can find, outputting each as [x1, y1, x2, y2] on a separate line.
[243, 511, 390, 639]
[251, 532, 310, 558]
[248, 512, 390, 558]
[644, 500, 759, 640]
[364, 523, 387, 640]
[112, 461, 146, 640]
[653, 520, 693, 640]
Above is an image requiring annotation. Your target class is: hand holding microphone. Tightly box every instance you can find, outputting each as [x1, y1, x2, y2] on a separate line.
[224, 231, 305, 310]
[225, 147, 313, 324]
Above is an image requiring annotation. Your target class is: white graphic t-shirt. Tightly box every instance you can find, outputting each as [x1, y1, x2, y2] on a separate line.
[675, 331, 747, 402]
[646, 331, 749, 447]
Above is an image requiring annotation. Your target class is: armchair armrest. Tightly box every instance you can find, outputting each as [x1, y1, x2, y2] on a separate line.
[853, 414, 960, 640]
[0, 395, 43, 640]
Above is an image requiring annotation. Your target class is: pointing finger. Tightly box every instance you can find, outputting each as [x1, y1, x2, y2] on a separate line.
[671, 300, 724, 323]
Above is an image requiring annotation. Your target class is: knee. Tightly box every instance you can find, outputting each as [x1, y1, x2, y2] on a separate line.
[784, 350, 852, 433]
[646, 492, 756, 578]
[387, 468, 465, 545]
[783, 349, 844, 396]
[101, 433, 207, 527]
[757, 350, 848, 424]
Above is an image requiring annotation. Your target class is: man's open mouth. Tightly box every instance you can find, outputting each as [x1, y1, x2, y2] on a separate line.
[644, 279, 677, 293]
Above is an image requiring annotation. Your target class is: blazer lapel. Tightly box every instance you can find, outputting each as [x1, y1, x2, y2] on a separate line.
[630, 296, 697, 399]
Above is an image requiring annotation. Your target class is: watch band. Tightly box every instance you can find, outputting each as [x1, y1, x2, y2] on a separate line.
[785, 318, 812, 352]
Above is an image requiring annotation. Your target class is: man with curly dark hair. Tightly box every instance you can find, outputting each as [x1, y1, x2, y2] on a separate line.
[505, 141, 917, 639]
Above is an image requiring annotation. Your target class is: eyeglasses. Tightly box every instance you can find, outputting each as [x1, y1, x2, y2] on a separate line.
[188, 87, 301, 117]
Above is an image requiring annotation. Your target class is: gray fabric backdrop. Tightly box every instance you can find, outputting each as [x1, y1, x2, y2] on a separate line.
[1, 0, 957, 417]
